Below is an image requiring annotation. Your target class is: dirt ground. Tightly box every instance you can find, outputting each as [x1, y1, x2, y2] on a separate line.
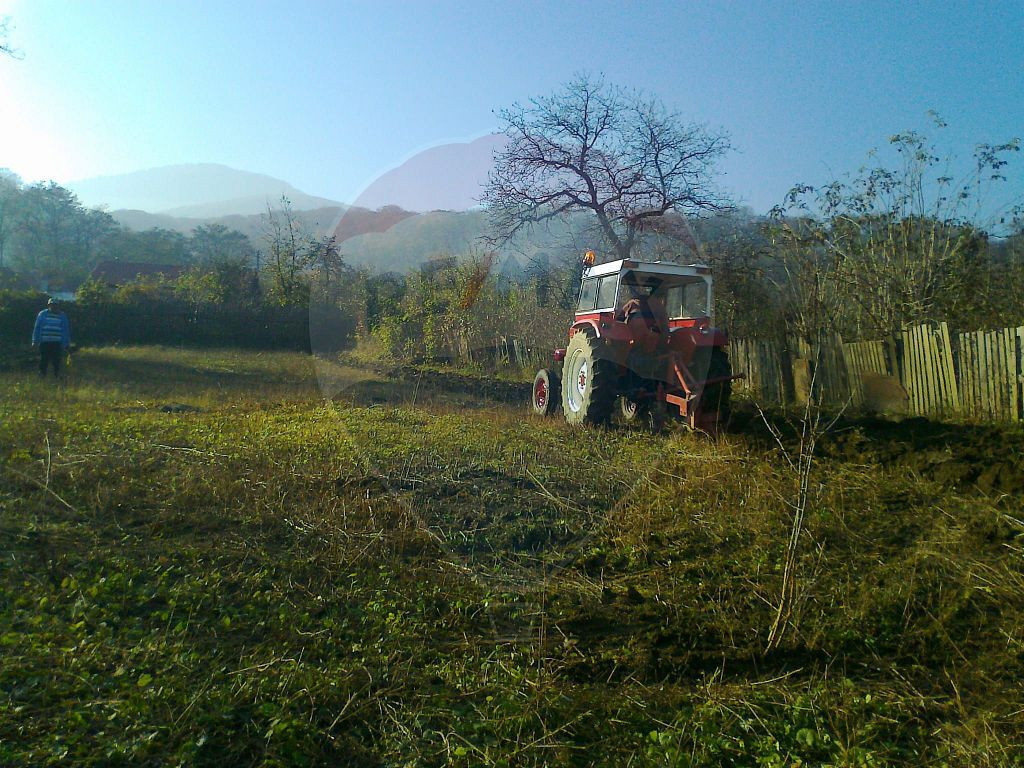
[729, 407, 1024, 495]
[357, 361, 1024, 498]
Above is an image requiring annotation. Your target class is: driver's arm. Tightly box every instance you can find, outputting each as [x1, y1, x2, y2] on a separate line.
[617, 298, 641, 322]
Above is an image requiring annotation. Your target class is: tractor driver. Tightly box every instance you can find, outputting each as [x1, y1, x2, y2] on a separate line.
[618, 284, 669, 336]
[617, 283, 670, 361]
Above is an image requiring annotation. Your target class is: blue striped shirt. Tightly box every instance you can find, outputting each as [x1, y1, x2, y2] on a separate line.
[32, 310, 71, 347]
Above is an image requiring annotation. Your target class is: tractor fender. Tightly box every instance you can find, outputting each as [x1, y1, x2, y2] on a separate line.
[570, 319, 602, 339]
[568, 320, 631, 368]
[571, 319, 636, 344]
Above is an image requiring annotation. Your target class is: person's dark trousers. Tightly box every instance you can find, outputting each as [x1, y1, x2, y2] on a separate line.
[39, 342, 62, 378]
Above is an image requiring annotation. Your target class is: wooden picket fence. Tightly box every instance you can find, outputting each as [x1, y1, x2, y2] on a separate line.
[731, 321, 1024, 423]
[900, 323, 960, 417]
[730, 338, 787, 405]
[841, 339, 889, 407]
[492, 335, 548, 370]
[957, 327, 1022, 422]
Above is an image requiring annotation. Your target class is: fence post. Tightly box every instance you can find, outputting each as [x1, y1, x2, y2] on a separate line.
[900, 327, 915, 414]
[1003, 329, 1011, 421]
[779, 334, 796, 406]
[1017, 327, 1024, 422]
[938, 322, 960, 413]
[980, 331, 991, 419]
[922, 325, 938, 414]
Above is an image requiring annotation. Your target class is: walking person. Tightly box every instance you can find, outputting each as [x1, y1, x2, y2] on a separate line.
[32, 298, 71, 379]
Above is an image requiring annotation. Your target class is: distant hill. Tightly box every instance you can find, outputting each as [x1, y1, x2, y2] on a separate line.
[70, 145, 511, 272]
[163, 194, 342, 218]
[68, 164, 344, 217]
[352, 134, 505, 213]
[110, 206, 347, 244]
[109, 204, 441, 272]
[335, 208, 605, 275]
[337, 210, 490, 272]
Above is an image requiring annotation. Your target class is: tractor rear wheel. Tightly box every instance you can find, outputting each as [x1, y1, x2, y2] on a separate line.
[618, 395, 640, 422]
[701, 347, 732, 426]
[562, 331, 617, 426]
[531, 368, 560, 417]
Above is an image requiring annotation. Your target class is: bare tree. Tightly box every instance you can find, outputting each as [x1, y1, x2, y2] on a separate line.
[1, 16, 22, 59]
[260, 197, 311, 306]
[308, 233, 347, 300]
[484, 74, 732, 260]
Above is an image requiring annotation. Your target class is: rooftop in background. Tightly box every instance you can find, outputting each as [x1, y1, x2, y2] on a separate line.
[90, 261, 185, 287]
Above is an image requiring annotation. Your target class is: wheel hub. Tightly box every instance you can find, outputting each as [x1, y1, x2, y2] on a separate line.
[565, 351, 588, 413]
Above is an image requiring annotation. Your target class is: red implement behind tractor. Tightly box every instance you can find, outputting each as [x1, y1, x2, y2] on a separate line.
[532, 254, 741, 432]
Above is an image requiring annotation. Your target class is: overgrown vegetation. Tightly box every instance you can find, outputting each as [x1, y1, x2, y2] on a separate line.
[2, 346, 1022, 766]
[769, 119, 1022, 343]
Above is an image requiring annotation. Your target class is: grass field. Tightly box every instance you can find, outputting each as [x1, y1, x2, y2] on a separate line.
[2, 346, 1023, 766]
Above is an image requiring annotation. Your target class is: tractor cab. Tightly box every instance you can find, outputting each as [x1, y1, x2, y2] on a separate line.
[574, 259, 715, 335]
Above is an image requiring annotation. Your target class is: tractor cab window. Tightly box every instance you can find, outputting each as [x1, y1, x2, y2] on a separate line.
[596, 275, 618, 310]
[618, 272, 662, 308]
[577, 278, 599, 311]
[577, 275, 619, 312]
[665, 280, 710, 319]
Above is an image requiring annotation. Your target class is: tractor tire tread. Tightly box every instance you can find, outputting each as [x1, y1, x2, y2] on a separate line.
[563, 331, 617, 426]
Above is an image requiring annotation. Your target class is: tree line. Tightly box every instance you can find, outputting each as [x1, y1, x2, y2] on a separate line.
[0, 173, 351, 312]
[0, 171, 255, 290]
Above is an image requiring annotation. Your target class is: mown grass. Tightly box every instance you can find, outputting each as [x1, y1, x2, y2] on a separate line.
[1, 346, 1022, 766]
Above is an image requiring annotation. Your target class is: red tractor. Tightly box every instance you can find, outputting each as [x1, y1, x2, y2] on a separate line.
[531, 254, 740, 431]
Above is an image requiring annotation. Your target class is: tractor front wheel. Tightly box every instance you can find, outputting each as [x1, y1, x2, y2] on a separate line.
[531, 368, 560, 417]
[562, 332, 617, 426]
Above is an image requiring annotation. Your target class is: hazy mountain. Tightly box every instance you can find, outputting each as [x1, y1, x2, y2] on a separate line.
[336, 208, 602, 275]
[352, 134, 505, 213]
[72, 139, 509, 271]
[111, 206, 347, 243]
[338, 210, 490, 272]
[163, 194, 341, 218]
[69, 163, 343, 216]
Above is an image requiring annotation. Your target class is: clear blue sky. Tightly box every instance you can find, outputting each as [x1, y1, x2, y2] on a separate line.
[1, 0, 1022, 215]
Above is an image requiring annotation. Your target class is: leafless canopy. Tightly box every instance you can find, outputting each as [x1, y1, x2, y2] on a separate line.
[484, 74, 731, 260]
[1, 17, 21, 59]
